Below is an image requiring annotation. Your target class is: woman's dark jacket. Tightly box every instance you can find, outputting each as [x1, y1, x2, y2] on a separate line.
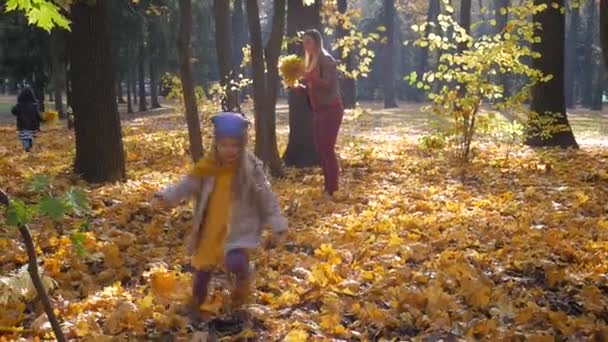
[11, 88, 41, 131]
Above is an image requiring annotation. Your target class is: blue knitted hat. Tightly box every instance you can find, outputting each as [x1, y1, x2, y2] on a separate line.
[211, 112, 249, 138]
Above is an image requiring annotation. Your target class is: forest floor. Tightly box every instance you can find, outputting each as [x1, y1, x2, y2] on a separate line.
[1, 101, 608, 341]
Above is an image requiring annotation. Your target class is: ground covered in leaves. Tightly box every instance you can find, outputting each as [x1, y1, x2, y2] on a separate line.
[1, 106, 608, 341]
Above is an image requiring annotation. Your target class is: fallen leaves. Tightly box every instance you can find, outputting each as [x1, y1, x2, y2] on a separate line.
[1, 111, 608, 340]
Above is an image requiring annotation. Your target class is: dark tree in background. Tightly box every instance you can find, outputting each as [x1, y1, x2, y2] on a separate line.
[232, 0, 248, 68]
[581, 2, 594, 108]
[416, 0, 441, 102]
[138, 17, 148, 112]
[382, 0, 398, 108]
[214, 0, 239, 111]
[494, 0, 510, 97]
[527, 0, 578, 148]
[148, 15, 161, 109]
[245, 0, 285, 176]
[602, 0, 608, 68]
[70, 0, 126, 182]
[589, 0, 604, 111]
[564, 3, 579, 108]
[337, 0, 356, 109]
[177, 0, 203, 161]
[49, 29, 65, 117]
[282, 0, 321, 168]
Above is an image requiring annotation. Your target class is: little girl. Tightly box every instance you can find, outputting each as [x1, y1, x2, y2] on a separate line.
[11, 87, 42, 152]
[155, 112, 288, 310]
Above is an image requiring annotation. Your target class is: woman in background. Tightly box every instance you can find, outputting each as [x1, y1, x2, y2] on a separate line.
[300, 29, 344, 198]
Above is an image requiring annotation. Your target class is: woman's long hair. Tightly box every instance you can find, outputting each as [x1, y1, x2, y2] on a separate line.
[303, 29, 325, 73]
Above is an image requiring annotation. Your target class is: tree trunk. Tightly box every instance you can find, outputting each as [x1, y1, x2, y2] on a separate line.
[565, 4, 579, 108]
[495, 0, 510, 97]
[337, 0, 356, 109]
[245, 0, 284, 176]
[602, 0, 608, 69]
[70, 0, 126, 182]
[527, 0, 578, 148]
[214, 0, 239, 111]
[177, 0, 204, 161]
[581, 2, 594, 108]
[591, 0, 603, 111]
[33, 69, 46, 112]
[383, 0, 398, 108]
[459, 0, 472, 50]
[232, 0, 248, 68]
[416, 0, 441, 101]
[148, 18, 161, 109]
[50, 29, 65, 118]
[282, 0, 321, 167]
[117, 78, 126, 104]
[138, 20, 148, 112]
[126, 74, 133, 114]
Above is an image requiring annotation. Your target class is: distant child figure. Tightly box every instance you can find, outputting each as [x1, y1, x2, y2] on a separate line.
[155, 112, 288, 311]
[11, 87, 41, 152]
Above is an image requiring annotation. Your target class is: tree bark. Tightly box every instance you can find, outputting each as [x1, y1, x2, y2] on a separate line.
[214, 0, 239, 111]
[126, 74, 133, 114]
[70, 0, 126, 182]
[177, 0, 204, 162]
[565, 4, 579, 108]
[495, 0, 510, 97]
[283, 0, 321, 168]
[581, 2, 593, 108]
[245, 0, 284, 176]
[383, 0, 398, 108]
[148, 18, 161, 109]
[232, 0, 248, 68]
[416, 0, 441, 101]
[50, 29, 65, 118]
[527, 0, 578, 148]
[117, 78, 126, 104]
[138, 19, 148, 112]
[602, 0, 608, 68]
[337, 0, 356, 109]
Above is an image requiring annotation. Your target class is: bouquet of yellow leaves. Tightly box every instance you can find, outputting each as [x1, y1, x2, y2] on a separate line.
[279, 54, 305, 88]
[41, 111, 59, 123]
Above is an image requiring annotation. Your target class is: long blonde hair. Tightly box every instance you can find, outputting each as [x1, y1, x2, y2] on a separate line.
[304, 29, 324, 73]
[210, 134, 260, 204]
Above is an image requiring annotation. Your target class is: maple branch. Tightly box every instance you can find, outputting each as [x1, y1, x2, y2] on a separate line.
[0, 188, 66, 342]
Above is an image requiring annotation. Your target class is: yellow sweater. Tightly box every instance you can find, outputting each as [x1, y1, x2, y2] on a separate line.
[190, 157, 236, 270]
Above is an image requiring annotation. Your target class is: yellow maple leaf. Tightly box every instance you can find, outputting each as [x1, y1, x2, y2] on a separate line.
[283, 328, 308, 342]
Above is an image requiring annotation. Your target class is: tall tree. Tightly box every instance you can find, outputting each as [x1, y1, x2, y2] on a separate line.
[382, 0, 398, 108]
[565, 3, 580, 108]
[177, 0, 203, 161]
[70, 0, 126, 182]
[283, 0, 321, 167]
[337, 0, 356, 108]
[232, 0, 248, 68]
[602, 0, 608, 68]
[50, 29, 65, 117]
[589, 0, 603, 110]
[138, 18, 148, 112]
[527, 0, 578, 148]
[148, 16, 161, 109]
[495, 0, 510, 97]
[416, 0, 441, 101]
[581, 2, 594, 108]
[245, 0, 285, 175]
[214, 0, 239, 111]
